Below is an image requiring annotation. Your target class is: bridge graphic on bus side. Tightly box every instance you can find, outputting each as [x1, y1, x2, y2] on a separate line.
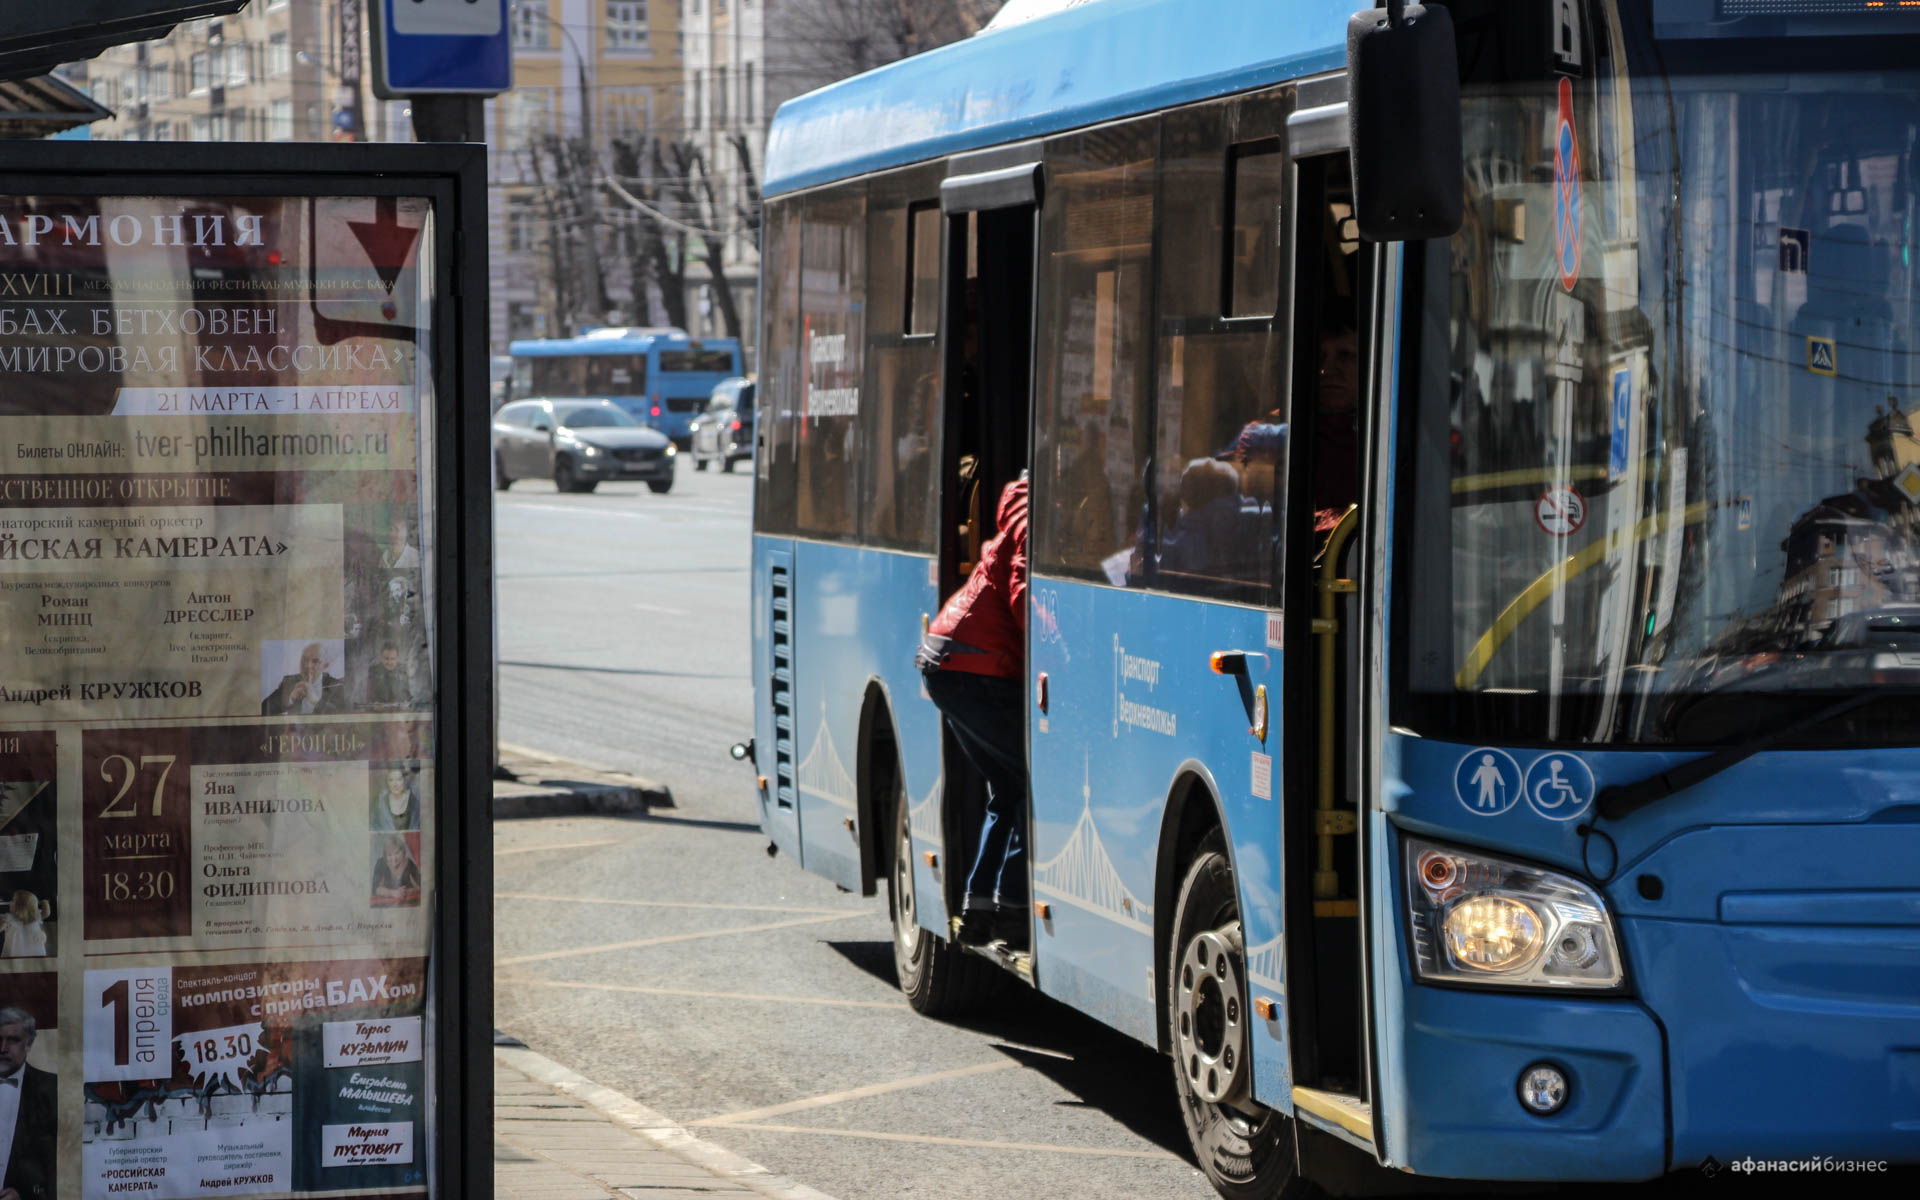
[1032, 757, 1153, 935]
[796, 704, 857, 812]
[1244, 933, 1284, 994]
[908, 778, 943, 847]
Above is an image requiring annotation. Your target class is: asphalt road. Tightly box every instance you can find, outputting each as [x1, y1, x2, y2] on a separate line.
[491, 465, 1217, 1200]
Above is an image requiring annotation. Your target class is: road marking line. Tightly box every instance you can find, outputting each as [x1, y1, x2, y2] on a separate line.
[496, 912, 864, 966]
[497, 1045, 842, 1200]
[631, 602, 687, 615]
[692, 1062, 1018, 1127]
[493, 840, 622, 858]
[707, 1123, 1180, 1161]
[497, 976, 905, 1011]
[496, 891, 849, 916]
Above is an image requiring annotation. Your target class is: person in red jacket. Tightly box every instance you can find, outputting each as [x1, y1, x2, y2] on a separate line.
[916, 474, 1030, 950]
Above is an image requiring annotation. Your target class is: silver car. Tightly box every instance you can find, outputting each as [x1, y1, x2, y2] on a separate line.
[493, 399, 677, 494]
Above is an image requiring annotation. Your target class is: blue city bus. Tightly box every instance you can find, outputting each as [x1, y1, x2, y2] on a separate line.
[747, 0, 1920, 1191]
[507, 327, 743, 446]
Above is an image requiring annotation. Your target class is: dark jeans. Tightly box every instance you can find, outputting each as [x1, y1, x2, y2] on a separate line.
[922, 668, 1028, 909]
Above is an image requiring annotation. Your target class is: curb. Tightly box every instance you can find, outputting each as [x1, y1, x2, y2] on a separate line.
[492, 742, 673, 820]
[495, 1043, 841, 1200]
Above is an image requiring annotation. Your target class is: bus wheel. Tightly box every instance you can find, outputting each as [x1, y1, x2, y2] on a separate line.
[888, 772, 993, 1017]
[1170, 833, 1306, 1199]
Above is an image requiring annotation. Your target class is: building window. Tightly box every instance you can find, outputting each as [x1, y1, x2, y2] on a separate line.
[742, 60, 753, 124]
[269, 99, 292, 141]
[221, 42, 249, 87]
[605, 87, 651, 140]
[512, 0, 552, 49]
[507, 195, 540, 253]
[690, 68, 703, 129]
[606, 2, 649, 51]
[151, 61, 174, 102]
[714, 64, 727, 127]
[502, 88, 554, 154]
[189, 51, 209, 94]
[507, 302, 544, 341]
[268, 34, 289, 78]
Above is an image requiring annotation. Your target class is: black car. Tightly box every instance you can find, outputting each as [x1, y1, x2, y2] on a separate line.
[689, 377, 755, 473]
[493, 398, 677, 494]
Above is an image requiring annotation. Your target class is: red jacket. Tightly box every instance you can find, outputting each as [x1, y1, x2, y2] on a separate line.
[929, 478, 1028, 679]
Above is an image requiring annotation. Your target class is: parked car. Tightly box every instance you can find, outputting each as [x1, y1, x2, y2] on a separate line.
[689, 376, 755, 473]
[492, 398, 676, 494]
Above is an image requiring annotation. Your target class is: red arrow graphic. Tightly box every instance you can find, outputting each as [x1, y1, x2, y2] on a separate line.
[348, 196, 421, 294]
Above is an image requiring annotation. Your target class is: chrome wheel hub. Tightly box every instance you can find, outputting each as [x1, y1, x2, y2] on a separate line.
[1175, 922, 1249, 1107]
[893, 820, 920, 957]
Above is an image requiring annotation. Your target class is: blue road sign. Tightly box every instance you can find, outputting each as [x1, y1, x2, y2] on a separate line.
[1609, 367, 1631, 481]
[371, 0, 512, 98]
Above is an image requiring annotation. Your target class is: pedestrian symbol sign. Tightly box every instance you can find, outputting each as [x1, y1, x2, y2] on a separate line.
[1808, 336, 1837, 377]
[1736, 494, 1753, 531]
[1455, 748, 1521, 816]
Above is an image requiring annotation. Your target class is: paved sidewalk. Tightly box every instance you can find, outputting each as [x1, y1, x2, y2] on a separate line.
[494, 742, 673, 820]
[495, 1041, 837, 1200]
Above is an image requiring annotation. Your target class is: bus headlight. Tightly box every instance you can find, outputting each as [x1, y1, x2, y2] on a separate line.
[1406, 837, 1624, 989]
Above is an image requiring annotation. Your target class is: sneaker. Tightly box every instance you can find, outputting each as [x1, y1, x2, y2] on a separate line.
[992, 905, 1030, 951]
[956, 906, 995, 947]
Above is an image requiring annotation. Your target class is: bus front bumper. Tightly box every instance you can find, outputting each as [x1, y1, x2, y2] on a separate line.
[1387, 984, 1668, 1181]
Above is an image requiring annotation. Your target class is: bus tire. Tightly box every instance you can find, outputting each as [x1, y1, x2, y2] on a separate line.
[1169, 832, 1310, 1200]
[888, 772, 994, 1017]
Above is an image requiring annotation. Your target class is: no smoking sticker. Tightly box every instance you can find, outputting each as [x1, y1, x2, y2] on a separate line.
[1535, 486, 1586, 537]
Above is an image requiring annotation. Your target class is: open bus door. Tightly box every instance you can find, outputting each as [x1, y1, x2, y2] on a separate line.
[933, 153, 1038, 954]
[1282, 143, 1384, 1158]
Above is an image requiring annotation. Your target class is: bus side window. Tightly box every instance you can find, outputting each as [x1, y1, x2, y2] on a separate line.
[1033, 118, 1159, 588]
[1151, 102, 1287, 605]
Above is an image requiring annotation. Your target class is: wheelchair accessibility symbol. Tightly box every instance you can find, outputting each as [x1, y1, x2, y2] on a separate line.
[1523, 753, 1595, 821]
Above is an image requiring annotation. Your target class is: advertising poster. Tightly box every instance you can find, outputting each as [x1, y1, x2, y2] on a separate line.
[0, 188, 439, 1199]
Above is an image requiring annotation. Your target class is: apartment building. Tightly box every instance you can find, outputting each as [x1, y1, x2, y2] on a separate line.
[73, 1, 409, 147]
[489, 1, 683, 354]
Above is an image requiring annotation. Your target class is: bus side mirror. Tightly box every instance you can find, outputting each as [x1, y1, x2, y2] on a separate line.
[1347, 1, 1463, 243]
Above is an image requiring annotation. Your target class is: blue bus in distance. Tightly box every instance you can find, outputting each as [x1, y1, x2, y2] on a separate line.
[749, 0, 1920, 1193]
[507, 327, 742, 447]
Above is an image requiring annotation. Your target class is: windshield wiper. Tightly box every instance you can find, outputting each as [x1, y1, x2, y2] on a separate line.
[1595, 689, 1909, 820]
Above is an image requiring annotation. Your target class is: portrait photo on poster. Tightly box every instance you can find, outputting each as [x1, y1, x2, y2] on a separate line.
[0, 970, 59, 1200]
[260, 638, 350, 717]
[369, 763, 424, 833]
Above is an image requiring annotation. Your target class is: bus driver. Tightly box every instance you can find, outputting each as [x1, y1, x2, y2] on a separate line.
[915, 475, 1031, 951]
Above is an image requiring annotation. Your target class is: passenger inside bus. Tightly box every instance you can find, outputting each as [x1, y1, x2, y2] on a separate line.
[1312, 314, 1361, 538]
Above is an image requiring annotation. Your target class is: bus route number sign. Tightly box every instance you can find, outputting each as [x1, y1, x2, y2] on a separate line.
[1535, 486, 1586, 537]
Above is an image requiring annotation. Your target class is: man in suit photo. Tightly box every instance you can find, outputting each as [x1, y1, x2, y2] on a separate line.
[0, 1003, 54, 1200]
[261, 642, 346, 716]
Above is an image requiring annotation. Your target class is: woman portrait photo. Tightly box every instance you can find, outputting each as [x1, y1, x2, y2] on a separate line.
[370, 833, 422, 907]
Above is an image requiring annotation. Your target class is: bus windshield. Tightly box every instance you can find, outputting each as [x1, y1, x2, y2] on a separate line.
[1403, 16, 1920, 746]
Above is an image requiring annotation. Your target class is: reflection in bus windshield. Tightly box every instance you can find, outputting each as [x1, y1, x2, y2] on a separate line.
[1407, 47, 1920, 746]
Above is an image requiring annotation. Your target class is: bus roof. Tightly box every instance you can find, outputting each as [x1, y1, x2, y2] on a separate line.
[508, 329, 741, 357]
[762, 0, 1351, 198]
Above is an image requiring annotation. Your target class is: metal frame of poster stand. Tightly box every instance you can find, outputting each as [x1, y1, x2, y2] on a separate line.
[0, 140, 492, 1199]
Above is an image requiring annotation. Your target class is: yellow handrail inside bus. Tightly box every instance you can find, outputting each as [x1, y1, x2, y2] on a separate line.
[1454, 500, 1715, 689]
[1314, 505, 1360, 905]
